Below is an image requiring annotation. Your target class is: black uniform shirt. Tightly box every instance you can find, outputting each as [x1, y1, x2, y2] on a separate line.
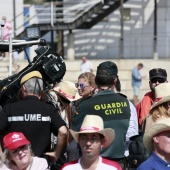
[0, 96, 66, 157]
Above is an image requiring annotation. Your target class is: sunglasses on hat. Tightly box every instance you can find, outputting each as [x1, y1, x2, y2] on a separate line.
[150, 78, 166, 83]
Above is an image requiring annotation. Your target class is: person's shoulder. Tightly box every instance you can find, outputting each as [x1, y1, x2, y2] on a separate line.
[144, 91, 153, 97]
[79, 96, 92, 104]
[101, 157, 122, 169]
[118, 92, 127, 98]
[32, 157, 48, 169]
[0, 161, 10, 169]
[61, 160, 79, 170]
[137, 157, 154, 170]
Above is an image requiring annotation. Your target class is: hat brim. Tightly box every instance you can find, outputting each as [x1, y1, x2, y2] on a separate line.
[6, 139, 30, 150]
[144, 123, 170, 153]
[69, 128, 115, 148]
[54, 87, 81, 102]
[150, 75, 166, 79]
[151, 96, 170, 110]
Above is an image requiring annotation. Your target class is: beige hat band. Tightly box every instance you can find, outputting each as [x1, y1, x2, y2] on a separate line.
[59, 89, 75, 99]
[80, 126, 101, 132]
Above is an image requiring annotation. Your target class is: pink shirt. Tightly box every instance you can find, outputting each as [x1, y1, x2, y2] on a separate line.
[3, 21, 11, 40]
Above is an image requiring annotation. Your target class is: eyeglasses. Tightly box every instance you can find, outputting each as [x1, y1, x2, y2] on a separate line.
[75, 83, 90, 89]
[150, 78, 166, 83]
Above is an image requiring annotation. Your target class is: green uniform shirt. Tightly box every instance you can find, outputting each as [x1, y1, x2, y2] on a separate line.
[72, 90, 130, 159]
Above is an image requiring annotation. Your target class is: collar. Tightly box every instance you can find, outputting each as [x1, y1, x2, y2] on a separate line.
[94, 90, 115, 97]
[23, 95, 40, 101]
[152, 151, 170, 167]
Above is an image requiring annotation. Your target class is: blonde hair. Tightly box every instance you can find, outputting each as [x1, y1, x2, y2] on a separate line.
[78, 72, 96, 94]
[1, 144, 33, 164]
[150, 102, 169, 121]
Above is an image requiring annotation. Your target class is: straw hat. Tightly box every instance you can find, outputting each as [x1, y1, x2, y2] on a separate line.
[54, 81, 81, 102]
[69, 115, 115, 148]
[151, 83, 170, 110]
[143, 118, 170, 153]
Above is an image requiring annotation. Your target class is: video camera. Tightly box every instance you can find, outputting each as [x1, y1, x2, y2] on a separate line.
[0, 39, 66, 107]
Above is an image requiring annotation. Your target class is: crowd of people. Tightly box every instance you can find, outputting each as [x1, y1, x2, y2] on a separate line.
[0, 53, 169, 170]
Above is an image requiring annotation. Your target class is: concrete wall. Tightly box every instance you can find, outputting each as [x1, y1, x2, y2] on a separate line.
[64, 0, 170, 59]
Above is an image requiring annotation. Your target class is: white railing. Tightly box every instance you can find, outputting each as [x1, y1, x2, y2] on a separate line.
[32, 0, 103, 24]
[14, 0, 103, 36]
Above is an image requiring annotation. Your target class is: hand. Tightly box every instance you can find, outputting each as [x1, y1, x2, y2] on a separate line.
[44, 151, 59, 162]
[141, 75, 146, 79]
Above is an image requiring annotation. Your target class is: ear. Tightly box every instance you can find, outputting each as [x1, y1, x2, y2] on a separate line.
[21, 85, 26, 92]
[100, 138, 105, 148]
[113, 78, 117, 85]
[153, 136, 159, 144]
[90, 85, 95, 91]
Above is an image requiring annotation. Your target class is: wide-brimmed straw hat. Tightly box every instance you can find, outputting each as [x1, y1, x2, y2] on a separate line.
[151, 83, 170, 110]
[143, 118, 170, 153]
[54, 81, 81, 102]
[69, 115, 115, 148]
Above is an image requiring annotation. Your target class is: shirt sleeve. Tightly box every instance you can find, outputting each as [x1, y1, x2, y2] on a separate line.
[126, 101, 139, 141]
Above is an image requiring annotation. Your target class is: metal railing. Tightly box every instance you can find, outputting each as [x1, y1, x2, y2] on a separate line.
[14, 0, 103, 36]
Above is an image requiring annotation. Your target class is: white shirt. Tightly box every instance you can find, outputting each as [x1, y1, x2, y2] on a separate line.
[124, 100, 139, 156]
[61, 156, 122, 170]
[80, 61, 93, 73]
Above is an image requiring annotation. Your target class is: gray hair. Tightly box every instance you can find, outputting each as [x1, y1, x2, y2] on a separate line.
[24, 77, 43, 95]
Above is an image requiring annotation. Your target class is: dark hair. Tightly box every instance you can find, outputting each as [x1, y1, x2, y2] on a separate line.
[138, 63, 144, 67]
[115, 77, 121, 92]
[95, 70, 117, 88]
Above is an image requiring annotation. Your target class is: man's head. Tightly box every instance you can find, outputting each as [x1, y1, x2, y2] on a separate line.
[95, 61, 118, 89]
[149, 68, 167, 92]
[137, 63, 144, 70]
[69, 115, 115, 158]
[144, 118, 170, 156]
[82, 56, 87, 63]
[20, 71, 43, 97]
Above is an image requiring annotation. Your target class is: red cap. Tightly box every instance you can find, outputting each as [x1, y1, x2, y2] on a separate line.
[3, 132, 30, 150]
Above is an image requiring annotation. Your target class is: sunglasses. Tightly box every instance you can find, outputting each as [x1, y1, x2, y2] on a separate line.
[150, 78, 166, 83]
[75, 83, 89, 89]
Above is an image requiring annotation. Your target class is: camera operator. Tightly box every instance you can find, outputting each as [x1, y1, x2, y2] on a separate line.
[0, 71, 67, 164]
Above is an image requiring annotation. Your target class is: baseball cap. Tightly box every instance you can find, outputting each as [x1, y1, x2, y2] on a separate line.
[149, 68, 167, 80]
[20, 71, 42, 85]
[3, 132, 30, 150]
[96, 61, 118, 76]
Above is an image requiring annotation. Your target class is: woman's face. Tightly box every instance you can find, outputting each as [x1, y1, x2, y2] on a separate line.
[77, 78, 94, 98]
[9, 145, 32, 169]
